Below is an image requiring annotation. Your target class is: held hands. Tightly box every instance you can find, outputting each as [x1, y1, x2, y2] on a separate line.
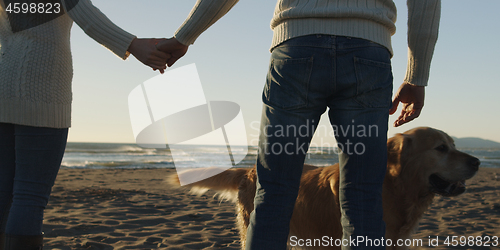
[128, 37, 188, 73]
[390, 82, 425, 127]
[128, 38, 171, 74]
[156, 37, 189, 67]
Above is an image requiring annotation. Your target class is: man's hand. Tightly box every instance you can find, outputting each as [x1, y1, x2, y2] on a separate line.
[128, 38, 171, 73]
[390, 82, 425, 127]
[156, 37, 189, 67]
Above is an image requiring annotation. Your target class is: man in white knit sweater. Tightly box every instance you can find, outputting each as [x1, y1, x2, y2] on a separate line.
[158, 1, 441, 249]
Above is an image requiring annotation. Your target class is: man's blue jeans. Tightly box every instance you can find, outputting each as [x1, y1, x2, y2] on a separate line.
[245, 35, 392, 250]
[0, 123, 68, 235]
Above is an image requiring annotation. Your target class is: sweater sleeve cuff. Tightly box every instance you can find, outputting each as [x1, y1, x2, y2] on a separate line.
[174, 29, 197, 46]
[173, 0, 239, 46]
[63, 0, 137, 60]
[403, 54, 430, 87]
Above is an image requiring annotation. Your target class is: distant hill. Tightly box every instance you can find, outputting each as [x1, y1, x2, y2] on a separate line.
[452, 137, 500, 148]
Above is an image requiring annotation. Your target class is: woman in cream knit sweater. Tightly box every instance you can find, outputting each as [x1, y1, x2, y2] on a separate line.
[0, 0, 169, 249]
[158, 1, 441, 249]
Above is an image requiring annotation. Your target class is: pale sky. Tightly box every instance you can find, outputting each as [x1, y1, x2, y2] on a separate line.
[67, 0, 500, 145]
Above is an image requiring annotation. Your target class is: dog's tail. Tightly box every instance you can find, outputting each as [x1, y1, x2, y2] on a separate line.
[169, 167, 250, 202]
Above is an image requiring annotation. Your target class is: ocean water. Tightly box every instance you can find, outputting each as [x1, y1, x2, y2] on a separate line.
[61, 143, 500, 169]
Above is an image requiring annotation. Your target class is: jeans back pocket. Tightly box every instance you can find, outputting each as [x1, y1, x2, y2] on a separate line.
[263, 57, 313, 110]
[354, 56, 393, 108]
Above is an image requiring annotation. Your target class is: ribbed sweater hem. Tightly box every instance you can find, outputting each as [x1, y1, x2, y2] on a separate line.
[272, 18, 394, 56]
[0, 98, 71, 128]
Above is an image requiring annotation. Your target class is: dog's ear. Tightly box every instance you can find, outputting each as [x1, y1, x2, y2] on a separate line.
[387, 133, 412, 176]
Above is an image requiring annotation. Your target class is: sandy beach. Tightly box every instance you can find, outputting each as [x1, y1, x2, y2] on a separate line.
[43, 167, 500, 250]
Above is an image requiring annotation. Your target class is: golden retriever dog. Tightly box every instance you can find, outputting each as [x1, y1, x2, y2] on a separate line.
[171, 127, 480, 249]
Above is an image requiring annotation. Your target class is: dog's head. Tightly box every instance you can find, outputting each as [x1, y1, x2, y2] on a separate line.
[388, 127, 480, 197]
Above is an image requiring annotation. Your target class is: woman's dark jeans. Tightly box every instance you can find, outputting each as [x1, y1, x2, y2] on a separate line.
[0, 123, 68, 235]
